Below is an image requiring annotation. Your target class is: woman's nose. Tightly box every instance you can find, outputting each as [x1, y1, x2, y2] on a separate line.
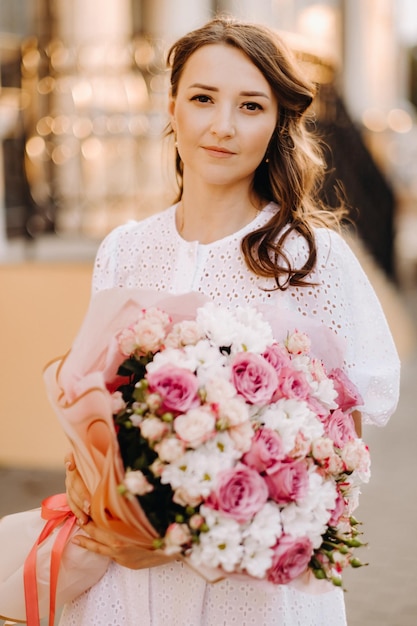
[210, 105, 236, 138]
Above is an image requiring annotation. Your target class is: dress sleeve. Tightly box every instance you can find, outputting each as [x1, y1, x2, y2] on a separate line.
[91, 225, 127, 294]
[289, 228, 400, 426]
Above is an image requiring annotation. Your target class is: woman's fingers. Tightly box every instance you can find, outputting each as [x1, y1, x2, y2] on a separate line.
[64, 451, 76, 471]
[65, 457, 91, 525]
[72, 523, 173, 570]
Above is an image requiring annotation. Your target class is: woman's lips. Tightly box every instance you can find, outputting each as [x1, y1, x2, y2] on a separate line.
[202, 146, 236, 157]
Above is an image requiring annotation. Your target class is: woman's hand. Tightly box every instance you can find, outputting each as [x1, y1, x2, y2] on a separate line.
[64, 452, 174, 570]
[64, 452, 91, 526]
[71, 524, 174, 570]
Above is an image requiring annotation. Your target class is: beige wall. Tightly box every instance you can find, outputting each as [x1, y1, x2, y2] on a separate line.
[0, 262, 93, 469]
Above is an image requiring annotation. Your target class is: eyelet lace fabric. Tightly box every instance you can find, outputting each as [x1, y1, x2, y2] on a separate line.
[58, 203, 399, 625]
[59, 560, 347, 625]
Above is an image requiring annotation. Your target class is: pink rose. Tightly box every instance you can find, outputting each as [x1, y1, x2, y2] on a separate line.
[264, 460, 309, 504]
[275, 367, 310, 401]
[324, 409, 357, 448]
[267, 534, 313, 584]
[207, 464, 268, 523]
[329, 368, 363, 412]
[263, 343, 291, 373]
[146, 364, 200, 413]
[231, 353, 278, 405]
[243, 428, 285, 473]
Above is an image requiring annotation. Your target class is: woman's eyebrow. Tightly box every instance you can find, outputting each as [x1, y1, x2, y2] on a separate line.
[187, 83, 270, 99]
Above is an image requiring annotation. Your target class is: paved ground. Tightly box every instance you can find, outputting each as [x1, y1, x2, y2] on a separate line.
[1, 290, 416, 626]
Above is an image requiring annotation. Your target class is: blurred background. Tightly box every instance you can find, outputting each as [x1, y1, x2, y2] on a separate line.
[0, 1, 417, 624]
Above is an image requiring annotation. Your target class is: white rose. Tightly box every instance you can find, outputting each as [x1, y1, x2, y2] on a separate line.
[286, 330, 311, 355]
[228, 421, 254, 453]
[154, 436, 185, 462]
[218, 397, 250, 427]
[110, 391, 126, 413]
[117, 327, 137, 356]
[164, 523, 191, 555]
[205, 377, 236, 404]
[165, 320, 202, 348]
[139, 417, 168, 442]
[123, 469, 153, 496]
[311, 437, 334, 462]
[172, 486, 203, 508]
[340, 440, 371, 479]
[174, 407, 215, 448]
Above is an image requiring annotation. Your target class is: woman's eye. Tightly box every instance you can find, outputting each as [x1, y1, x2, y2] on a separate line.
[242, 102, 263, 111]
[191, 95, 212, 103]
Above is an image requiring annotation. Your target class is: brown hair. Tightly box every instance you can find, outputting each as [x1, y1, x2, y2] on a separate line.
[167, 16, 344, 289]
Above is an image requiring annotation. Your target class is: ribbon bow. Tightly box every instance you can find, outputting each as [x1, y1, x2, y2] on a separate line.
[23, 493, 77, 626]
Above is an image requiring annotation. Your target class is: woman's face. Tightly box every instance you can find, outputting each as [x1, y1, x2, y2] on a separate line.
[169, 43, 278, 192]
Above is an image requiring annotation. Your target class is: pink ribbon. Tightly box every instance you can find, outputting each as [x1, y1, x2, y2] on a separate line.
[23, 493, 77, 626]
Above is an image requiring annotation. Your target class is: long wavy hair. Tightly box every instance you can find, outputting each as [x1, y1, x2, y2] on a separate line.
[166, 16, 344, 289]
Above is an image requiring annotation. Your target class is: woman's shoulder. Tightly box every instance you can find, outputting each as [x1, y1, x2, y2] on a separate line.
[109, 205, 176, 237]
[284, 223, 350, 264]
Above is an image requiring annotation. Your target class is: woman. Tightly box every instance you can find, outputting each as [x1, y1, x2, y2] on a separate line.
[62, 16, 400, 625]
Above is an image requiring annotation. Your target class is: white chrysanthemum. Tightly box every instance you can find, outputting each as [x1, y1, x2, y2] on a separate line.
[241, 539, 274, 578]
[243, 501, 282, 548]
[190, 506, 244, 571]
[280, 471, 337, 548]
[311, 378, 338, 409]
[232, 306, 274, 353]
[289, 354, 314, 376]
[160, 432, 238, 498]
[196, 302, 273, 355]
[184, 340, 228, 385]
[146, 347, 197, 373]
[205, 376, 237, 404]
[260, 399, 323, 453]
[196, 303, 240, 349]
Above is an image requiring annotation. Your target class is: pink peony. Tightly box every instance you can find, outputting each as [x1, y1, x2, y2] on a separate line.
[264, 460, 309, 504]
[146, 364, 200, 413]
[267, 535, 314, 584]
[324, 409, 357, 448]
[206, 464, 269, 524]
[243, 428, 285, 473]
[329, 368, 363, 412]
[231, 352, 278, 405]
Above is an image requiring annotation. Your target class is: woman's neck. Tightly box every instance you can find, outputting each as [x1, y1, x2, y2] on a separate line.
[177, 185, 262, 244]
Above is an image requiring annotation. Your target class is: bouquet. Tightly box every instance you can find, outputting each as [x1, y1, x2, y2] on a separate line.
[0, 288, 369, 626]
[110, 299, 369, 587]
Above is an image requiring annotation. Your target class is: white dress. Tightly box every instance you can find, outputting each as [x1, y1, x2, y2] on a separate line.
[59, 202, 400, 626]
